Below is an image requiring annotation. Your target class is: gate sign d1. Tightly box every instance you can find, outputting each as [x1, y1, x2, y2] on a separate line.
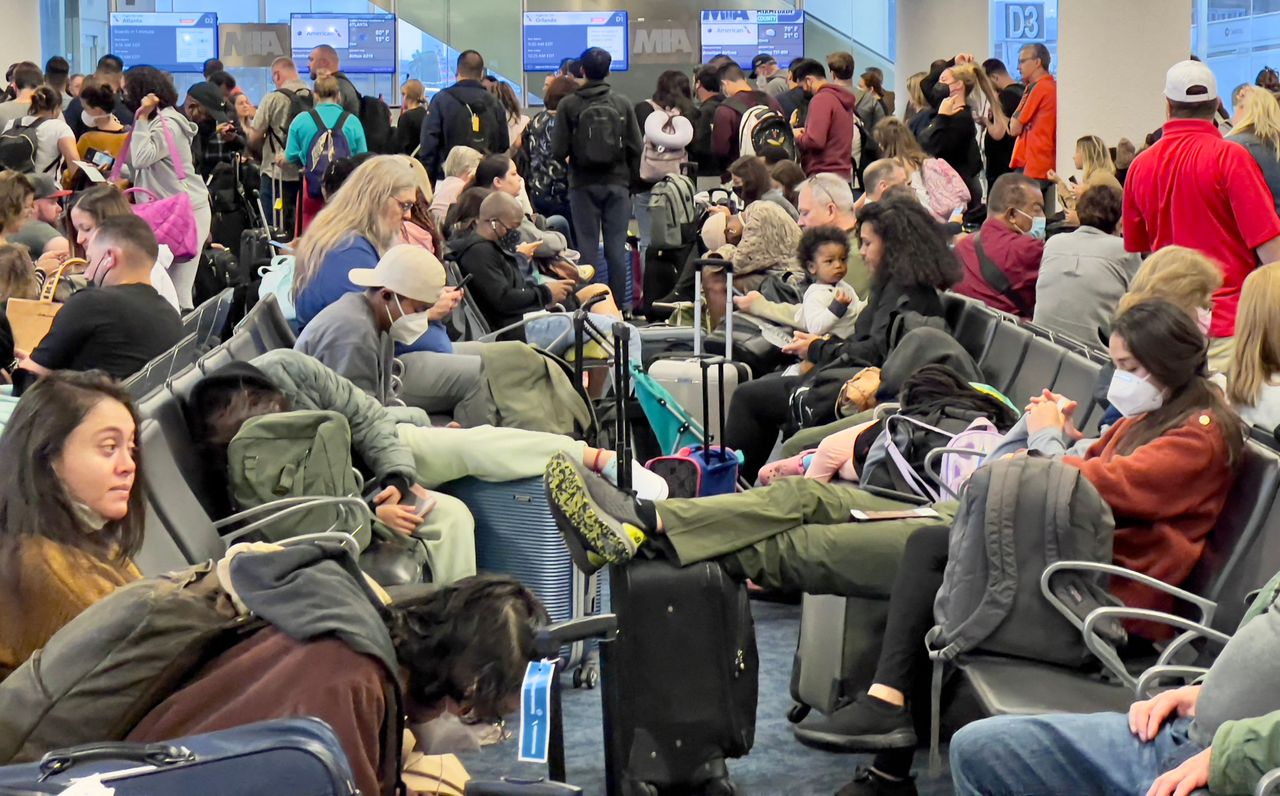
[1003, 3, 1045, 41]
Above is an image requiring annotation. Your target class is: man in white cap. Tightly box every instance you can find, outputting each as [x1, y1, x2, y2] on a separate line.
[294, 244, 475, 410]
[1123, 58, 1280, 371]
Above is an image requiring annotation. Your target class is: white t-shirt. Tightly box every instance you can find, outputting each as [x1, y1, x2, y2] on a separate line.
[151, 243, 181, 312]
[3, 115, 75, 174]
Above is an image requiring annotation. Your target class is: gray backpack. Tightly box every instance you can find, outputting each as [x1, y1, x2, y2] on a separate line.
[647, 174, 696, 251]
[929, 455, 1118, 667]
[0, 562, 260, 764]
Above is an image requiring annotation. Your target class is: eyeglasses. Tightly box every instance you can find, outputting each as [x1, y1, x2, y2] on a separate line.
[397, 200, 416, 214]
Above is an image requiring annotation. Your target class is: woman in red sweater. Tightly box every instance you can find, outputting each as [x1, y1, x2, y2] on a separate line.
[825, 298, 1245, 796]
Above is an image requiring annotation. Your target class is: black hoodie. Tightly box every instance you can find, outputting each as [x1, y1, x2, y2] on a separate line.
[448, 232, 551, 339]
[550, 80, 643, 189]
[418, 78, 510, 181]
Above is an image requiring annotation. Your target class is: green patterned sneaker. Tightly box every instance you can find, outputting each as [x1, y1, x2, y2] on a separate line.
[544, 452, 648, 572]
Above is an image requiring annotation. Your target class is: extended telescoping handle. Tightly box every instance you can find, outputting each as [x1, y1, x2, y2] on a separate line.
[698, 354, 730, 460]
[612, 321, 633, 490]
[691, 258, 734, 359]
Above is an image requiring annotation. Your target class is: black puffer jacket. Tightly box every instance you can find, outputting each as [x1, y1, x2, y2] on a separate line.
[448, 232, 551, 339]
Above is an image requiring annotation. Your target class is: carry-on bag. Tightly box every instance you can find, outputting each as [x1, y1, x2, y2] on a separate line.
[0, 718, 357, 795]
[602, 557, 758, 795]
[645, 353, 740, 497]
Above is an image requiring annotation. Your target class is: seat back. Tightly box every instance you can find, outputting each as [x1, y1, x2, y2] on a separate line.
[1187, 440, 1280, 632]
[124, 332, 202, 400]
[139, 382, 227, 521]
[1050, 352, 1103, 436]
[977, 320, 1032, 395]
[946, 295, 999, 364]
[1006, 336, 1066, 408]
[138, 417, 226, 565]
[234, 294, 296, 354]
[133, 498, 192, 575]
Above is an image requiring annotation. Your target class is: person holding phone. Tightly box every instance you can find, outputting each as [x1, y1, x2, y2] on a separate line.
[74, 77, 129, 182]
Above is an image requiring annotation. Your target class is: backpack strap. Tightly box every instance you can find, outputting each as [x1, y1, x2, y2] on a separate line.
[934, 457, 1022, 659]
[266, 88, 296, 149]
[334, 111, 352, 136]
[308, 108, 329, 135]
[973, 232, 1033, 317]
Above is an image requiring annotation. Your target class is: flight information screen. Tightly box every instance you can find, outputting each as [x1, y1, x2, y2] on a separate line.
[290, 13, 397, 74]
[700, 10, 805, 68]
[109, 12, 218, 73]
[523, 11, 629, 73]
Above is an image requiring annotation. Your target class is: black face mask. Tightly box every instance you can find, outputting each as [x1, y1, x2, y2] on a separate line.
[929, 82, 950, 109]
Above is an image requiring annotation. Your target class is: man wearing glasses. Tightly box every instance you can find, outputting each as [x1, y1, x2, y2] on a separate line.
[1008, 43, 1058, 214]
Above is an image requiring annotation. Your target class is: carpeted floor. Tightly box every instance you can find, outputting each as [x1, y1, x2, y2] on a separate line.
[462, 599, 955, 795]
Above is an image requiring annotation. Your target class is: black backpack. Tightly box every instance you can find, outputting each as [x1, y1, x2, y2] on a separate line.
[441, 87, 493, 155]
[266, 87, 315, 150]
[358, 94, 395, 154]
[572, 95, 626, 169]
[0, 118, 48, 173]
[525, 111, 568, 214]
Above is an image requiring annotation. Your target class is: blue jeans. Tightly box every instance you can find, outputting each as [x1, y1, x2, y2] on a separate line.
[632, 190, 652, 267]
[569, 183, 632, 310]
[950, 713, 1206, 796]
[543, 213, 574, 249]
[259, 174, 299, 236]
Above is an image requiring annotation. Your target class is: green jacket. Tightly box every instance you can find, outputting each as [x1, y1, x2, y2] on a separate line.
[249, 349, 419, 488]
[1208, 569, 1280, 794]
[462, 342, 592, 437]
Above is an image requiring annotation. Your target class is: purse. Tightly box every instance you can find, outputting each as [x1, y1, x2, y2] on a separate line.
[110, 119, 201, 260]
[835, 366, 882, 418]
[7, 261, 71, 353]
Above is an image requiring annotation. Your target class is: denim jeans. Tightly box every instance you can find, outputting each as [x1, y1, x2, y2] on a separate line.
[569, 183, 633, 310]
[632, 190, 652, 267]
[259, 174, 299, 236]
[950, 713, 1207, 796]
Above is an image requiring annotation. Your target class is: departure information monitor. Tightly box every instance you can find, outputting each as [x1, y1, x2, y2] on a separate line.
[109, 12, 217, 73]
[700, 10, 805, 67]
[290, 13, 397, 74]
[523, 11, 629, 72]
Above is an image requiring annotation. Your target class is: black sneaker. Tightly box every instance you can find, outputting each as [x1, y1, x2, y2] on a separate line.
[544, 452, 649, 573]
[793, 694, 918, 751]
[835, 767, 918, 796]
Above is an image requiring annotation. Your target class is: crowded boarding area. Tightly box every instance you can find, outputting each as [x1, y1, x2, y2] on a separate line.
[1, 4, 1280, 795]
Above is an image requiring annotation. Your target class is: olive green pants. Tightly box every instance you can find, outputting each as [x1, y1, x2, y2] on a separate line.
[655, 478, 957, 596]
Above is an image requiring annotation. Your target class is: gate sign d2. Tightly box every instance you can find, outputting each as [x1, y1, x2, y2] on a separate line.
[1004, 3, 1044, 41]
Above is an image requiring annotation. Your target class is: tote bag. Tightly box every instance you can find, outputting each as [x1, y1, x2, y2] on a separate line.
[7, 260, 76, 352]
[110, 119, 201, 260]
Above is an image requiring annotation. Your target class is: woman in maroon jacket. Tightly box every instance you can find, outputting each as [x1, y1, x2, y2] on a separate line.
[823, 298, 1244, 796]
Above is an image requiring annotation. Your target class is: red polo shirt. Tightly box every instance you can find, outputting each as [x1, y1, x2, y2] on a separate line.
[1123, 118, 1280, 337]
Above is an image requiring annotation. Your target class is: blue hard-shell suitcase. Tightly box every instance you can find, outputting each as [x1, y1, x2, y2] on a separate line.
[439, 476, 601, 686]
[0, 718, 357, 795]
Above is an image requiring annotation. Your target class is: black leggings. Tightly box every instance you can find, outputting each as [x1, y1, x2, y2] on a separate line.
[872, 523, 950, 695]
[871, 523, 950, 779]
[723, 373, 799, 483]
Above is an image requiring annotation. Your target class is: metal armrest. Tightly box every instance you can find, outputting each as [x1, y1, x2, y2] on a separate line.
[1042, 561, 1219, 627]
[215, 496, 372, 544]
[874, 403, 900, 420]
[1135, 665, 1209, 699]
[277, 531, 361, 556]
[1256, 768, 1280, 796]
[1081, 607, 1232, 693]
[923, 447, 988, 499]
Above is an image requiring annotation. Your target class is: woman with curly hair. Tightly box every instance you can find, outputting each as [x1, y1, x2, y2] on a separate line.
[723, 195, 960, 481]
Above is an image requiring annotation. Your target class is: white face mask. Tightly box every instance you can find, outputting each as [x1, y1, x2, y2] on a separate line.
[1107, 369, 1165, 418]
[387, 293, 432, 345]
[81, 110, 100, 128]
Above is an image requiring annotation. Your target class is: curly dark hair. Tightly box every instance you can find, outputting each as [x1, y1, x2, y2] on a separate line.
[1076, 183, 1123, 233]
[387, 575, 549, 722]
[123, 65, 179, 111]
[857, 196, 960, 291]
[797, 225, 849, 277]
[79, 77, 120, 114]
[28, 86, 62, 116]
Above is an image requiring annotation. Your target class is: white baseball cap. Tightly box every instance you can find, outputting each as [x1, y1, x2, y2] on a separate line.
[349, 244, 447, 305]
[1164, 60, 1218, 103]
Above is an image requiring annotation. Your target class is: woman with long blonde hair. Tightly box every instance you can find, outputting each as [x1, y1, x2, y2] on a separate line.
[920, 62, 999, 211]
[292, 155, 421, 327]
[1049, 134, 1120, 218]
[1227, 263, 1280, 429]
[1228, 85, 1280, 214]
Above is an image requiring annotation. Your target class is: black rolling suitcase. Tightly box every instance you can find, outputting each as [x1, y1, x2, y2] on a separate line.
[602, 559, 758, 796]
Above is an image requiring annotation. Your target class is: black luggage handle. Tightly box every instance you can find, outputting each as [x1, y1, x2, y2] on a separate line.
[39, 743, 195, 779]
[534, 614, 619, 659]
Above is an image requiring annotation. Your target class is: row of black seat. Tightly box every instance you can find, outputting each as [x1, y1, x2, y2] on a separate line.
[936, 293, 1280, 722]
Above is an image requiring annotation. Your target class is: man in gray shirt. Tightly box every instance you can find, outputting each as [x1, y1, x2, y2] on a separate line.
[294, 244, 481, 418]
[9, 175, 67, 256]
[949, 573, 1280, 795]
[247, 57, 311, 235]
[0, 63, 42, 131]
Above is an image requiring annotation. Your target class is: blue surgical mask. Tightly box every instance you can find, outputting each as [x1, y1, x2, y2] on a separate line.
[1016, 209, 1047, 240]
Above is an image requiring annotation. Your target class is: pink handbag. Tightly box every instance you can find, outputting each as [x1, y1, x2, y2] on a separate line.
[110, 118, 201, 260]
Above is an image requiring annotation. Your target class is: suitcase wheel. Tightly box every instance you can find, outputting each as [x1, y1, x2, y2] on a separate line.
[787, 702, 811, 724]
[572, 662, 599, 689]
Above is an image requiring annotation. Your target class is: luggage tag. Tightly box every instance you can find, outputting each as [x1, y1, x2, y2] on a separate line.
[273, 197, 284, 212]
[517, 659, 557, 763]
